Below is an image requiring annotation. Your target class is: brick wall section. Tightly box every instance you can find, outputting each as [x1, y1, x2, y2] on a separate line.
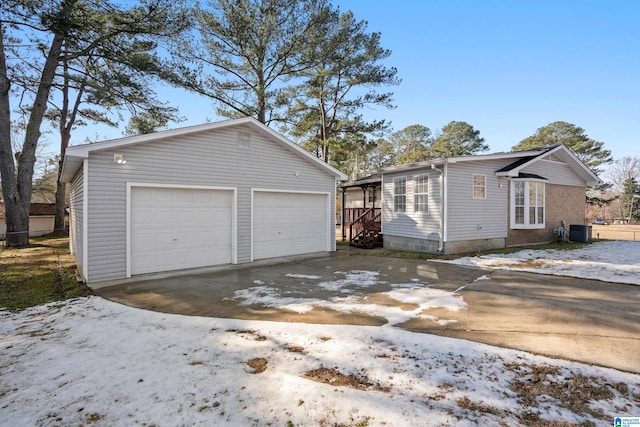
[507, 184, 585, 246]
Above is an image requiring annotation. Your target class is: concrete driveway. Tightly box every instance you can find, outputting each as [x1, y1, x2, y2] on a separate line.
[96, 248, 640, 374]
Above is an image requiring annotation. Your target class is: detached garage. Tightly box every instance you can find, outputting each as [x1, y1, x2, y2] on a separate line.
[61, 117, 346, 284]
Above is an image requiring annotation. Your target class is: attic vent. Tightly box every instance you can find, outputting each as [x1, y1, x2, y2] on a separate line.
[237, 130, 251, 149]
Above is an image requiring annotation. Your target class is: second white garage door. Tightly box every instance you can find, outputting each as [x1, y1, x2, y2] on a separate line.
[253, 191, 328, 260]
[130, 187, 234, 275]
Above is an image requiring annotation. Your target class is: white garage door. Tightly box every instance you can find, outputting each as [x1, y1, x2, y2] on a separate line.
[130, 187, 233, 275]
[253, 191, 328, 260]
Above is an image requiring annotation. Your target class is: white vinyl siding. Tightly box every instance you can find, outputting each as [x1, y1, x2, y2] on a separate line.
[83, 127, 336, 282]
[382, 171, 442, 240]
[445, 161, 508, 242]
[510, 180, 545, 229]
[521, 159, 585, 187]
[393, 177, 407, 213]
[68, 167, 85, 280]
[414, 175, 429, 212]
[380, 150, 592, 251]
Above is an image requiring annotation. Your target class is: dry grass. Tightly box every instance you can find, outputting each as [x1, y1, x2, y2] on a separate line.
[246, 357, 268, 374]
[506, 363, 615, 422]
[227, 328, 268, 342]
[303, 366, 390, 392]
[285, 344, 305, 353]
[0, 235, 92, 310]
[489, 259, 549, 269]
[456, 396, 502, 416]
[339, 239, 591, 261]
[517, 411, 595, 427]
[426, 383, 454, 402]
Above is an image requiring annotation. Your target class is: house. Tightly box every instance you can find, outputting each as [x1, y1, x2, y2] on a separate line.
[60, 117, 347, 284]
[0, 203, 57, 239]
[344, 145, 601, 254]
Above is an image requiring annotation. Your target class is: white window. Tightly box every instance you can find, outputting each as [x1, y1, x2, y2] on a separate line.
[414, 174, 429, 212]
[529, 181, 545, 225]
[514, 181, 525, 225]
[473, 174, 486, 199]
[511, 180, 545, 229]
[393, 177, 406, 213]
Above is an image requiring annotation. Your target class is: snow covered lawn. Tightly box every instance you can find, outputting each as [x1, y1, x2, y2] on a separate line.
[436, 240, 640, 285]
[1, 240, 639, 426]
[2, 297, 639, 426]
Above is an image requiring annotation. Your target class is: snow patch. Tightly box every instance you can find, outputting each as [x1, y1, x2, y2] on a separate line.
[285, 273, 322, 280]
[1, 296, 637, 426]
[437, 241, 640, 285]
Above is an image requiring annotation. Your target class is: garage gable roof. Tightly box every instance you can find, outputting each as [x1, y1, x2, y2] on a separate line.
[61, 117, 347, 183]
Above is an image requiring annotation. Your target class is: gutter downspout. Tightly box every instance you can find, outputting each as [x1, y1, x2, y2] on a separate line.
[431, 164, 444, 252]
[341, 187, 346, 241]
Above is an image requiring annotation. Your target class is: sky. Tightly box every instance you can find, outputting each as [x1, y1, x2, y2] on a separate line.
[330, 0, 640, 160]
[69, 0, 640, 163]
[1, 240, 639, 426]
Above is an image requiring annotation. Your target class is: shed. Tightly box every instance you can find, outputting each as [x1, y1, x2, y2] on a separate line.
[0, 203, 58, 239]
[61, 118, 347, 284]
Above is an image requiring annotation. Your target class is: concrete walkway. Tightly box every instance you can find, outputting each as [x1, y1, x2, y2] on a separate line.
[96, 248, 640, 374]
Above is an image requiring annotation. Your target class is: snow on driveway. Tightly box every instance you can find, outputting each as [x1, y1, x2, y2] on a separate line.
[227, 270, 467, 326]
[1, 241, 640, 426]
[437, 240, 640, 285]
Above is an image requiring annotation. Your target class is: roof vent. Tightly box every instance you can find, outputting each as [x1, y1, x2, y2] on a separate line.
[237, 130, 251, 149]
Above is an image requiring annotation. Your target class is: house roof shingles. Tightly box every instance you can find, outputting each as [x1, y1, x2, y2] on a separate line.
[0, 203, 56, 219]
[368, 144, 600, 187]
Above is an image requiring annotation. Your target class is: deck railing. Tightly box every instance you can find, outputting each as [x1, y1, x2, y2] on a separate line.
[342, 208, 373, 226]
[348, 208, 382, 248]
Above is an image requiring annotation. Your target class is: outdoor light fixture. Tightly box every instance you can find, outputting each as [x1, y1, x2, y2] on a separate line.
[114, 154, 126, 165]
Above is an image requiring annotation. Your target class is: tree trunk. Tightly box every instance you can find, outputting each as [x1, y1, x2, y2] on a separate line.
[319, 102, 329, 163]
[0, 24, 31, 246]
[54, 127, 72, 232]
[0, 25, 65, 246]
[257, 87, 266, 124]
[54, 167, 67, 232]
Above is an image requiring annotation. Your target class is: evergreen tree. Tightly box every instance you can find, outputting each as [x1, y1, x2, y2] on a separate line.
[622, 177, 640, 222]
[390, 125, 433, 165]
[285, 8, 399, 164]
[430, 121, 488, 158]
[0, 0, 188, 246]
[513, 121, 612, 174]
[169, 0, 331, 125]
